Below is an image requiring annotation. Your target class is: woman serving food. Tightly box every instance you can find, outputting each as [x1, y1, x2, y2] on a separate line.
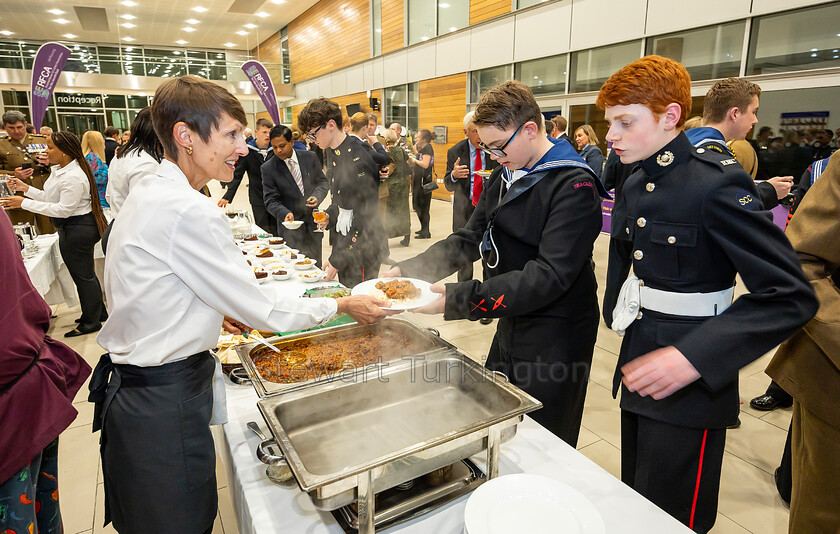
[92, 75, 392, 534]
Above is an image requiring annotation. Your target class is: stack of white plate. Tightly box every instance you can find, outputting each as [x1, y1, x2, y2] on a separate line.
[463, 474, 605, 534]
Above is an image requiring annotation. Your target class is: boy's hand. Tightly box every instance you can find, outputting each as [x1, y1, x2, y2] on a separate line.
[621, 346, 701, 400]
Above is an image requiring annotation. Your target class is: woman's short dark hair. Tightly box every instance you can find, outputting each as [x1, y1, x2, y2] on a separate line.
[117, 107, 162, 162]
[151, 75, 247, 161]
[297, 98, 342, 134]
[269, 125, 293, 142]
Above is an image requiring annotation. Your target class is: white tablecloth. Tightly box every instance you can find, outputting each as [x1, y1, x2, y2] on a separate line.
[218, 382, 693, 534]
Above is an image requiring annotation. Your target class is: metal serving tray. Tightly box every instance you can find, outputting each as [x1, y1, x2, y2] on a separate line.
[234, 317, 456, 398]
[256, 350, 541, 517]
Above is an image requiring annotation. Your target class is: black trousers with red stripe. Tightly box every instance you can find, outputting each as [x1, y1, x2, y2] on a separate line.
[621, 411, 726, 534]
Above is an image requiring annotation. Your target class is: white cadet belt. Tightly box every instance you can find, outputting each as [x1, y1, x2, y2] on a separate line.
[611, 275, 735, 336]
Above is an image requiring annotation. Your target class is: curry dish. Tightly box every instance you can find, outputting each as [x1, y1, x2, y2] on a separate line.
[251, 330, 435, 384]
[375, 280, 421, 301]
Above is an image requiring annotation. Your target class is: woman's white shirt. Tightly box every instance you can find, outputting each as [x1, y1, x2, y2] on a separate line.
[106, 149, 159, 217]
[21, 159, 92, 218]
[97, 159, 338, 367]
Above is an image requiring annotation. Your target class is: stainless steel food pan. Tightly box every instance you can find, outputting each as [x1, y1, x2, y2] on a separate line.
[257, 350, 542, 510]
[234, 317, 456, 398]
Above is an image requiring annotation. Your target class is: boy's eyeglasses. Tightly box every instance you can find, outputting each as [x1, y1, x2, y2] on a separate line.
[305, 124, 324, 141]
[479, 122, 527, 157]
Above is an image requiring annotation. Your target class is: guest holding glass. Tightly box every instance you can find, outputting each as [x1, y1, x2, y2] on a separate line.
[3, 131, 109, 337]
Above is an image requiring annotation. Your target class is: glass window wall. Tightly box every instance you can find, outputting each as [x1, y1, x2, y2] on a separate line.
[570, 40, 641, 93]
[515, 55, 567, 95]
[747, 3, 840, 75]
[646, 21, 745, 80]
[469, 65, 513, 103]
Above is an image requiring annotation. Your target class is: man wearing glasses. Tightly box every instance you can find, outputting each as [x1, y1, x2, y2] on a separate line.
[383, 81, 608, 447]
[298, 98, 388, 287]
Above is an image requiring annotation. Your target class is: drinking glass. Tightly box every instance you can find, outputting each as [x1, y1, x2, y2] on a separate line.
[312, 209, 326, 233]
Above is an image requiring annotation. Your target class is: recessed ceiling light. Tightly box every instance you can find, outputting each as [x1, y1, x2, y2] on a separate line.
[236, 30, 248, 35]
[186, 18, 200, 24]
[255, 12, 269, 17]
[449, 26, 457, 31]
[121, 14, 136, 20]
[121, 0, 137, 5]
[269, 0, 285, 4]
[244, 23, 257, 28]
[0, 30, 13, 36]
[192, 6, 207, 12]
[183, 27, 196, 32]
[125, 46, 134, 51]
[176, 39, 188, 44]
[48, 9, 65, 15]
[123, 36, 135, 41]
[54, 18, 70, 24]
[223, 42, 236, 47]
[122, 23, 136, 28]
[63, 33, 77, 38]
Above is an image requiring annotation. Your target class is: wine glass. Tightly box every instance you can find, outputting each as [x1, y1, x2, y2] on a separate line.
[312, 209, 326, 233]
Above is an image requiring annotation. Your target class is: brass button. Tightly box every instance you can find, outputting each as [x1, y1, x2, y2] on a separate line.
[636, 311, 644, 320]
[667, 236, 676, 244]
[637, 217, 646, 228]
[625, 227, 630, 235]
[646, 182, 655, 192]
[633, 250, 643, 260]
[696, 148, 705, 154]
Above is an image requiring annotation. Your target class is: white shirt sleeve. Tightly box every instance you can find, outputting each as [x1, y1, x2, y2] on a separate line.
[21, 170, 88, 218]
[108, 152, 159, 216]
[23, 184, 47, 202]
[167, 205, 338, 333]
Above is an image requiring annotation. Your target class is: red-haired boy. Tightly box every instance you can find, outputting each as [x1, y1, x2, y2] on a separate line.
[598, 56, 817, 533]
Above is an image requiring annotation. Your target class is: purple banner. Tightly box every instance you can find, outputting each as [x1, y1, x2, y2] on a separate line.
[30, 42, 72, 130]
[242, 60, 280, 126]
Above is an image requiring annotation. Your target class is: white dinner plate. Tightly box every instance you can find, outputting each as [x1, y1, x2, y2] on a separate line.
[297, 271, 325, 283]
[351, 277, 439, 311]
[464, 474, 605, 534]
[282, 220, 304, 230]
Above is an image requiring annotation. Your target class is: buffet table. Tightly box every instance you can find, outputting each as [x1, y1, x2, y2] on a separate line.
[219, 380, 693, 533]
[23, 233, 80, 307]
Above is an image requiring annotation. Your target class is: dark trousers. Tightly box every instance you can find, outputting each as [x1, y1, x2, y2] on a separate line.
[57, 214, 105, 329]
[412, 185, 431, 236]
[776, 422, 792, 504]
[0, 439, 62, 534]
[100, 353, 217, 534]
[252, 203, 276, 235]
[621, 411, 726, 534]
[484, 313, 597, 448]
[338, 255, 381, 288]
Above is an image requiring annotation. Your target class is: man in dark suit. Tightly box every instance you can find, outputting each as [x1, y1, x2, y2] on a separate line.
[444, 111, 499, 282]
[218, 118, 275, 231]
[104, 126, 120, 165]
[552, 115, 569, 142]
[262, 125, 329, 266]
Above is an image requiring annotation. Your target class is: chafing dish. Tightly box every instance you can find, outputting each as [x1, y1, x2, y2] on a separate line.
[233, 317, 455, 398]
[257, 350, 541, 533]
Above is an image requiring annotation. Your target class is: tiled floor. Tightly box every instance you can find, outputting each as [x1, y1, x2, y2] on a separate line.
[51, 179, 792, 533]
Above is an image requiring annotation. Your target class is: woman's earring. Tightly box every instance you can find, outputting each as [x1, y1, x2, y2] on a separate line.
[187, 146, 193, 155]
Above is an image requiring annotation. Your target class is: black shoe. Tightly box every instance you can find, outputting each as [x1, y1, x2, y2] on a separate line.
[65, 324, 102, 338]
[750, 394, 793, 411]
[726, 418, 741, 430]
[76, 312, 109, 323]
[479, 318, 493, 325]
[417, 234, 431, 239]
[400, 236, 410, 247]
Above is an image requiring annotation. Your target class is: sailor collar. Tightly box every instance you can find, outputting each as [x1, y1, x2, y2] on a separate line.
[638, 132, 693, 177]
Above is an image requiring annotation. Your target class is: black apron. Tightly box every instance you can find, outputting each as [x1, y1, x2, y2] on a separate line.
[89, 352, 217, 534]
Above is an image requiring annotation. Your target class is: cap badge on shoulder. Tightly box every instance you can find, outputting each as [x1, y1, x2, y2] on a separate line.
[656, 151, 674, 167]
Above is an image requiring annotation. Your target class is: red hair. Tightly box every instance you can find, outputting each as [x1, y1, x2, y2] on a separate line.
[596, 55, 692, 128]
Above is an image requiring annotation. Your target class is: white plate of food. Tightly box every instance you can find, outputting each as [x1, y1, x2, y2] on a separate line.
[293, 259, 316, 271]
[253, 267, 269, 284]
[351, 277, 438, 311]
[297, 271, 325, 283]
[267, 238, 287, 249]
[282, 220, 304, 230]
[474, 169, 493, 178]
[464, 474, 605, 534]
[271, 268, 291, 281]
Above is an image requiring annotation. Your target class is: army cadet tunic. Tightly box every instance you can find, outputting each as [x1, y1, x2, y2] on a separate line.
[603, 132, 816, 533]
[0, 133, 56, 233]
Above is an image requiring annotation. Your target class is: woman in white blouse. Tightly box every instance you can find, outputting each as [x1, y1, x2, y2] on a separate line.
[3, 131, 108, 337]
[92, 75, 392, 534]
